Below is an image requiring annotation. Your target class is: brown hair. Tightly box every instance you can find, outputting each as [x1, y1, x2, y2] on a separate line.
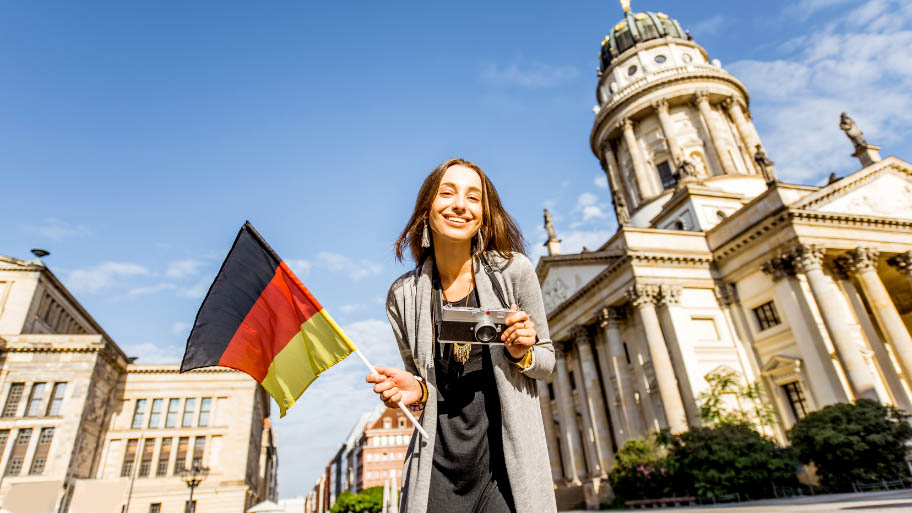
[394, 158, 526, 263]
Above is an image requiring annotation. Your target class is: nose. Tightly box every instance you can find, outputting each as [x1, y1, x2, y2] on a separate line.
[452, 193, 467, 212]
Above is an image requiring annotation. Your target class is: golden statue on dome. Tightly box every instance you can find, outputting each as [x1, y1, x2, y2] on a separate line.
[620, 0, 631, 13]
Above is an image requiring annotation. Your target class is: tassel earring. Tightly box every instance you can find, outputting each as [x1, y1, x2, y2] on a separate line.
[473, 230, 485, 256]
[421, 220, 431, 248]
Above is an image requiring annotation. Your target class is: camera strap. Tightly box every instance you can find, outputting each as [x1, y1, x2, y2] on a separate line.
[479, 254, 509, 309]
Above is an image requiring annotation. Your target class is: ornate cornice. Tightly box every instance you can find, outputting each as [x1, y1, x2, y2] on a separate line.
[790, 160, 912, 212]
[789, 209, 912, 230]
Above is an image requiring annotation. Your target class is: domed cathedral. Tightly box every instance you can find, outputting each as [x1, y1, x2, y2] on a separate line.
[536, 1, 912, 510]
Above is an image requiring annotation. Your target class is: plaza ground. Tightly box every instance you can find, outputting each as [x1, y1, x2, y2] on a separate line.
[568, 489, 912, 512]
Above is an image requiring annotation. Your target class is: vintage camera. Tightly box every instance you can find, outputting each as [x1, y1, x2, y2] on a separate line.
[436, 302, 516, 344]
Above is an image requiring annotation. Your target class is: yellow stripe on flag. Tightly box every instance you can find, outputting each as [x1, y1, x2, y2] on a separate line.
[261, 309, 356, 416]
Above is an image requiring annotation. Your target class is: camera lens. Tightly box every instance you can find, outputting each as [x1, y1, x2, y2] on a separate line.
[474, 321, 498, 342]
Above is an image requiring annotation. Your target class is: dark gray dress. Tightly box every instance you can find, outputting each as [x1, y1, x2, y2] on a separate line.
[427, 288, 516, 513]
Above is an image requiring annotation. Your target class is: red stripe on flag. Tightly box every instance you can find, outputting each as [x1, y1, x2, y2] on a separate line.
[218, 262, 323, 381]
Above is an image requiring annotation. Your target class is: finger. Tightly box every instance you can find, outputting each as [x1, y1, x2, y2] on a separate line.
[366, 373, 385, 384]
[381, 386, 400, 401]
[390, 391, 403, 403]
[373, 380, 394, 394]
[505, 310, 529, 326]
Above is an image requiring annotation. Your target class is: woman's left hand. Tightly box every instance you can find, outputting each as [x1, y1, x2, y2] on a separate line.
[502, 303, 536, 359]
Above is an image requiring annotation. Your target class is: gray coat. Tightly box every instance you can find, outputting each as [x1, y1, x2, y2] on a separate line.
[385, 252, 557, 513]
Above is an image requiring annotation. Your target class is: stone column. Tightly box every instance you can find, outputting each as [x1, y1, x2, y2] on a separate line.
[839, 248, 912, 385]
[600, 139, 634, 223]
[790, 244, 879, 400]
[888, 251, 912, 289]
[574, 326, 615, 475]
[722, 96, 763, 164]
[654, 285, 700, 426]
[626, 284, 688, 434]
[598, 306, 642, 442]
[693, 91, 736, 175]
[537, 380, 564, 481]
[568, 330, 603, 478]
[620, 118, 656, 200]
[554, 343, 583, 485]
[762, 256, 846, 406]
[653, 99, 683, 166]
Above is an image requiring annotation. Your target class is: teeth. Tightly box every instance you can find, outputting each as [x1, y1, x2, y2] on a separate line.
[446, 217, 468, 224]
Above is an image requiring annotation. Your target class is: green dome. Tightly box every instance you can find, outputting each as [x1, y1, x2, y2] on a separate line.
[599, 11, 688, 72]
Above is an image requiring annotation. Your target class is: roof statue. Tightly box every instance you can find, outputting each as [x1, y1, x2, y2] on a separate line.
[675, 159, 698, 190]
[544, 208, 558, 241]
[613, 194, 631, 226]
[840, 112, 868, 151]
[754, 144, 777, 184]
[620, 0, 631, 13]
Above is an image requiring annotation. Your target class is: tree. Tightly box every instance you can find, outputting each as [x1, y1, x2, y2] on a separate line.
[788, 399, 912, 491]
[328, 486, 384, 513]
[607, 432, 674, 503]
[668, 423, 798, 499]
[698, 368, 778, 429]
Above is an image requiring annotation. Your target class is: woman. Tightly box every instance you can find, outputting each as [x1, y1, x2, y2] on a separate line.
[366, 158, 556, 513]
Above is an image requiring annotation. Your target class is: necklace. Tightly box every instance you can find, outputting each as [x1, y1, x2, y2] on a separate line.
[443, 285, 473, 364]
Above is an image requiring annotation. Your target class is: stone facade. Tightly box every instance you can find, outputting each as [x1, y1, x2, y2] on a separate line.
[0, 255, 278, 513]
[540, 5, 912, 510]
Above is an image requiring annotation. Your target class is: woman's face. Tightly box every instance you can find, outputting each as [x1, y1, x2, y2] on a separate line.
[428, 165, 484, 245]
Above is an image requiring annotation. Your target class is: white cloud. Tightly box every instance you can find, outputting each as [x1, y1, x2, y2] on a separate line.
[574, 192, 609, 223]
[581, 206, 607, 221]
[24, 218, 92, 240]
[171, 321, 191, 337]
[576, 192, 598, 207]
[66, 262, 149, 293]
[594, 175, 608, 189]
[285, 259, 311, 279]
[120, 342, 184, 364]
[690, 15, 726, 36]
[728, 0, 912, 183]
[479, 61, 579, 89]
[128, 283, 177, 296]
[164, 259, 205, 279]
[787, 0, 855, 19]
[177, 277, 213, 299]
[316, 252, 382, 281]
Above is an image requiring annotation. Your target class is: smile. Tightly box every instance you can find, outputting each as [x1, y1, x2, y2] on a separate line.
[444, 215, 471, 225]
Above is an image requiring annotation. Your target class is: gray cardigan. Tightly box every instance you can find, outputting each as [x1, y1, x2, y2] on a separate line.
[385, 252, 557, 513]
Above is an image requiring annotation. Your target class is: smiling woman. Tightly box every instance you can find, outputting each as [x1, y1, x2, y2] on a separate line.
[365, 158, 557, 513]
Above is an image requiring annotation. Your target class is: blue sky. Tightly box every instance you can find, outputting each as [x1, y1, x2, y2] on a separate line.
[3, 0, 910, 499]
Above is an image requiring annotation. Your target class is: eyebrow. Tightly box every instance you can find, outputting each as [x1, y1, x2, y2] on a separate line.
[439, 181, 483, 193]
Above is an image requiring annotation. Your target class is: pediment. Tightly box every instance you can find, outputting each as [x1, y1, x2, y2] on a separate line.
[761, 355, 801, 374]
[540, 262, 610, 313]
[790, 159, 912, 220]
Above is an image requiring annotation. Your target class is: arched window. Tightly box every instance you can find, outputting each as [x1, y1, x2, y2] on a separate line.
[674, 220, 685, 230]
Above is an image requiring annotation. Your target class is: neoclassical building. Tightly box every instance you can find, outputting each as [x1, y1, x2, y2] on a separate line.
[0, 253, 278, 513]
[536, 4, 912, 510]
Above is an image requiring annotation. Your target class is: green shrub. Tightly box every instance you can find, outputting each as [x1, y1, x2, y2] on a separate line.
[328, 486, 384, 513]
[788, 399, 912, 491]
[669, 422, 798, 499]
[608, 434, 674, 503]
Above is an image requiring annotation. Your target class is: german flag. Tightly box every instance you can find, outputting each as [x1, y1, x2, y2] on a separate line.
[181, 221, 355, 416]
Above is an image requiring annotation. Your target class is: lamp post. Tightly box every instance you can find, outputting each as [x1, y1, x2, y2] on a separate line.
[180, 464, 209, 513]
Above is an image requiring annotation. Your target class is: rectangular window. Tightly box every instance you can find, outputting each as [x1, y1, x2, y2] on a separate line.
[148, 399, 164, 428]
[752, 301, 781, 331]
[198, 397, 212, 427]
[25, 383, 47, 417]
[157, 438, 172, 476]
[0, 430, 9, 461]
[29, 427, 55, 474]
[165, 398, 180, 428]
[138, 438, 155, 477]
[782, 381, 809, 420]
[149, 504, 161, 513]
[46, 382, 67, 416]
[192, 436, 205, 468]
[121, 438, 139, 477]
[656, 161, 676, 190]
[182, 398, 196, 427]
[3, 383, 24, 417]
[131, 399, 148, 429]
[6, 429, 33, 476]
[547, 383, 554, 400]
[174, 436, 189, 474]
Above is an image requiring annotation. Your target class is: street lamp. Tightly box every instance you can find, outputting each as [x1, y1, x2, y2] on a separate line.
[180, 464, 210, 513]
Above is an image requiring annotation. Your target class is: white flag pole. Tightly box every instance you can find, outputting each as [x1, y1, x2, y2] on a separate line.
[354, 348, 430, 439]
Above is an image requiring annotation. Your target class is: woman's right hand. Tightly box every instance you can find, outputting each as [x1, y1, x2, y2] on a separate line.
[366, 366, 423, 408]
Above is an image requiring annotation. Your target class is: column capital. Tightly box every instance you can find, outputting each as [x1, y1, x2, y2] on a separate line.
[887, 251, 912, 277]
[721, 95, 743, 111]
[713, 280, 739, 306]
[657, 284, 682, 306]
[651, 98, 670, 114]
[555, 340, 573, 359]
[571, 325, 591, 346]
[598, 137, 614, 155]
[789, 244, 825, 274]
[837, 247, 880, 275]
[598, 306, 625, 328]
[761, 255, 795, 282]
[626, 284, 660, 307]
[618, 117, 635, 133]
[691, 90, 711, 106]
